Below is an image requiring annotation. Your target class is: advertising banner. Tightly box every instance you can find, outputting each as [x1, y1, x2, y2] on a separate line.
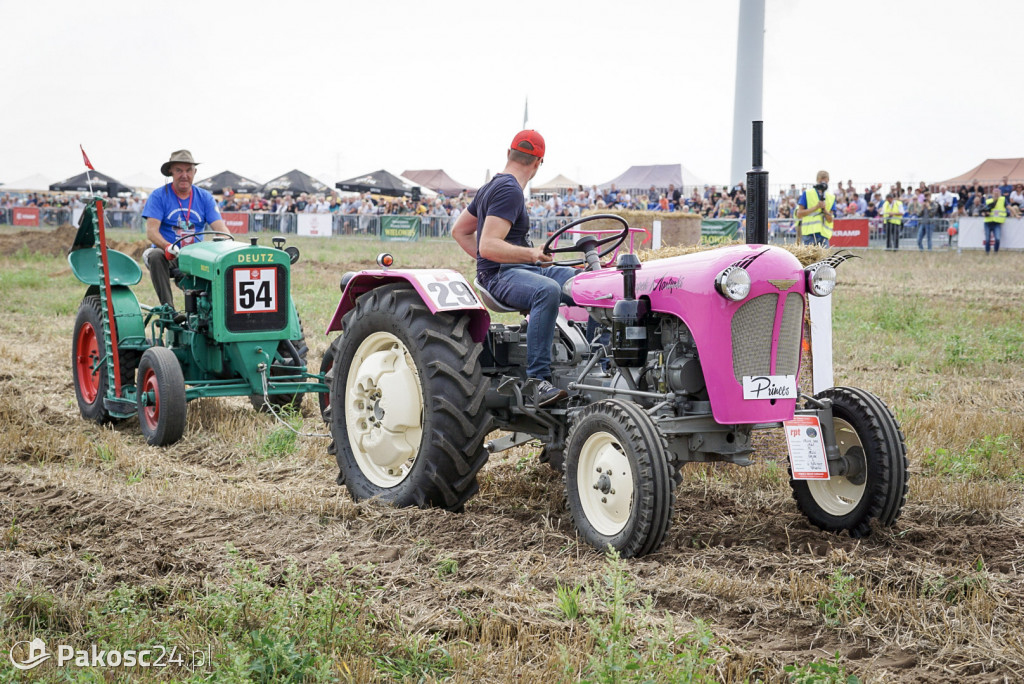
[829, 218, 869, 248]
[700, 219, 739, 245]
[297, 213, 333, 237]
[957, 217, 1024, 250]
[381, 215, 420, 242]
[12, 207, 39, 227]
[221, 212, 250, 234]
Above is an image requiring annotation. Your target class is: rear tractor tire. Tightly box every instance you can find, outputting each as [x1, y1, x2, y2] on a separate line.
[790, 386, 909, 538]
[329, 285, 491, 511]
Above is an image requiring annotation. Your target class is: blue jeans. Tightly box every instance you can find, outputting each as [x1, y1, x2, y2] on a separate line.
[484, 264, 577, 379]
[917, 221, 933, 250]
[985, 222, 1001, 253]
[803, 232, 830, 247]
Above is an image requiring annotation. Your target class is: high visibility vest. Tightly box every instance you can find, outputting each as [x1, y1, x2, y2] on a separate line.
[882, 200, 903, 225]
[985, 196, 1008, 223]
[801, 188, 834, 239]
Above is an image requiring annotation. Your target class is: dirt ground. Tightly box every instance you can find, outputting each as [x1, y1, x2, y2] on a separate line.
[1, 230, 1022, 682]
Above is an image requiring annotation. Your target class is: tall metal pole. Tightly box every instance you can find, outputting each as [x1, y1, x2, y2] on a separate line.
[730, 0, 765, 188]
[747, 121, 768, 244]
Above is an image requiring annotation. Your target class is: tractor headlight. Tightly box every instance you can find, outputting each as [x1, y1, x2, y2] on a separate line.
[805, 263, 837, 297]
[715, 266, 751, 301]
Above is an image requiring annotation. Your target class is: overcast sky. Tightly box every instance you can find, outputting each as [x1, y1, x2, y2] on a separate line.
[2, 0, 1020, 191]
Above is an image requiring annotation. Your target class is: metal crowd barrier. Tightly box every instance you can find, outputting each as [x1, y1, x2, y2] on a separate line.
[767, 217, 959, 249]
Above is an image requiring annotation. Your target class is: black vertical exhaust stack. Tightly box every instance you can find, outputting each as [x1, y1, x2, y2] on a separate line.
[746, 120, 769, 244]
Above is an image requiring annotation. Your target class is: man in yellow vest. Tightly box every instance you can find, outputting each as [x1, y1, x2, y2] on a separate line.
[982, 185, 1015, 254]
[795, 170, 834, 246]
[881, 193, 904, 251]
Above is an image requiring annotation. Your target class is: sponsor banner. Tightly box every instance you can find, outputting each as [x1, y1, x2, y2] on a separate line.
[700, 219, 739, 245]
[297, 213, 333, 237]
[221, 212, 249, 234]
[381, 215, 420, 242]
[829, 218, 869, 247]
[958, 216, 1024, 250]
[13, 207, 39, 227]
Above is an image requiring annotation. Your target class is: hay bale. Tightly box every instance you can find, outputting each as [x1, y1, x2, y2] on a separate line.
[583, 209, 702, 248]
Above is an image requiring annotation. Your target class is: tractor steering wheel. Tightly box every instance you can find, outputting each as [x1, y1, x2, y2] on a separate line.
[169, 230, 236, 250]
[542, 214, 630, 268]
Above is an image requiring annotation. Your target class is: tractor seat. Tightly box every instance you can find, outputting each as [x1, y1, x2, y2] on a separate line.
[473, 279, 526, 314]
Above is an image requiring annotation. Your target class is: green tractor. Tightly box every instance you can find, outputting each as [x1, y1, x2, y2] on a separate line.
[70, 197, 326, 446]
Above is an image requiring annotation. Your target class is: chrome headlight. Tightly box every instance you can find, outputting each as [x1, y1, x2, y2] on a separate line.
[715, 266, 751, 301]
[805, 263, 837, 297]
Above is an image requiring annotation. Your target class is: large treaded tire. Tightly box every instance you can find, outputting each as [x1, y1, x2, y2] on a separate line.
[790, 386, 909, 538]
[72, 295, 139, 424]
[329, 284, 491, 511]
[564, 399, 674, 558]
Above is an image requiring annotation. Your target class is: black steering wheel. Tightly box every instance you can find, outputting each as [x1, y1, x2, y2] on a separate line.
[542, 214, 630, 268]
[169, 230, 236, 250]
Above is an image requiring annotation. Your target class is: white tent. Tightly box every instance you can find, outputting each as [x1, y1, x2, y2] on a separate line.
[532, 173, 580, 194]
[1, 174, 54, 191]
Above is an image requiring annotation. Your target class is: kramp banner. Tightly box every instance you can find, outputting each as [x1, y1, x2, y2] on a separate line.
[221, 212, 250, 234]
[381, 215, 420, 242]
[13, 207, 39, 227]
[829, 218, 869, 247]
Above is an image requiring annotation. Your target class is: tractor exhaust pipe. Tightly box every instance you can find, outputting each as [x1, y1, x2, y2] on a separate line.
[746, 120, 769, 245]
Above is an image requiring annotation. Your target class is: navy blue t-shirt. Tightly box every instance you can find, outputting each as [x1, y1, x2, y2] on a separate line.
[467, 173, 529, 286]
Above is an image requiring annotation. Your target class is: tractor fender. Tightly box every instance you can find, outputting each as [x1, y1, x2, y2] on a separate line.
[326, 268, 490, 343]
[83, 284, 147, 352]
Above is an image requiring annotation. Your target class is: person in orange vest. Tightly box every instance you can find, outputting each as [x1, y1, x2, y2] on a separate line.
[881, 193, 904, 251]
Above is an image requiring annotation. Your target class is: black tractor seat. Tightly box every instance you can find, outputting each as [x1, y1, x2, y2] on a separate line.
[473, 279, 527, 314]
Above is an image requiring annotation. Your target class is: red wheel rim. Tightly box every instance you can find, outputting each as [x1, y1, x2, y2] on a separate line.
[141, 367, 160, 430]
[75, 322, 101, 403]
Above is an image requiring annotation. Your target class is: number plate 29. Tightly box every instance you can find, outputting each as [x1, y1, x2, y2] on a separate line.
[407, 271, 482, 311]
[234, 267, 278, 314]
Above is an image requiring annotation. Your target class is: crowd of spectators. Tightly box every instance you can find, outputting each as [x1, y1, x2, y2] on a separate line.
[5, 176, 1024, 224]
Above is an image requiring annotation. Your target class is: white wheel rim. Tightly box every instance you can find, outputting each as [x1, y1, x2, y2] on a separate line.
[807, 418, 866, 516]
[345, 332, 423, 488]
[577, 431, 635, 536]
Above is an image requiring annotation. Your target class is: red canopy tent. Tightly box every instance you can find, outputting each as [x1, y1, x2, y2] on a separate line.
[938, 158, 1024, 187]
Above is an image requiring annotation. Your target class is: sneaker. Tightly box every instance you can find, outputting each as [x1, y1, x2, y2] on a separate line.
[533, 379, 567, 407]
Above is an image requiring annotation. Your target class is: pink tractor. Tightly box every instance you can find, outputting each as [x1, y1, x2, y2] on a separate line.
[321, 214, 908, 558]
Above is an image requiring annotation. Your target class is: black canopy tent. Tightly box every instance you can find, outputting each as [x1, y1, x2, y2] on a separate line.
[49, 170, 133, 195]
[336, 169, 419, 197]
[195, 170, 262, 195]
[260, 169, 333, 196]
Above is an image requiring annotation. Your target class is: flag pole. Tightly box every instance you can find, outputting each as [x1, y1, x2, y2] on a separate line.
[80, 144, 95, 195]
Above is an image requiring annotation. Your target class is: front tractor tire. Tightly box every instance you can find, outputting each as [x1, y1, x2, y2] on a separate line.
[329, 285, 490, 511]
[136, 347, 187, 447]
[565, 399, 675, 558]
[790, 386, 909, 538]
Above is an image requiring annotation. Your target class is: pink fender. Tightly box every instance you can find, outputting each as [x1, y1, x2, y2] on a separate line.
[326, 268, 491, 343]
[569, 245, 807, 425]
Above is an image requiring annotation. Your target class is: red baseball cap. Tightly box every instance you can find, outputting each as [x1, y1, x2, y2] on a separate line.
[510, 129, 545, 160]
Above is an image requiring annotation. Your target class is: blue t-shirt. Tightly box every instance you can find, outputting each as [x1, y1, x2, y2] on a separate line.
[467, 173, 529, 287]
[142, 184, 222, 245]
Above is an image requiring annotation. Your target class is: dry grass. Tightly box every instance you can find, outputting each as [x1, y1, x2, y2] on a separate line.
[0, 227, 1022, 682]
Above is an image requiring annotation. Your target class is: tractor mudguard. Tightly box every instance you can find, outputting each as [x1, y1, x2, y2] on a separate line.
[82, 284, 146, 351]
[326, 269, 490, 343]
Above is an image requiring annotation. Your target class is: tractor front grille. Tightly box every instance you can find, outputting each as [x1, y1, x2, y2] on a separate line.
[731, 292, 804, 383]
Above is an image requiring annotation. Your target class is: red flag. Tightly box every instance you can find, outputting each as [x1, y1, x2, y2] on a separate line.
[80, 145, 95, 171]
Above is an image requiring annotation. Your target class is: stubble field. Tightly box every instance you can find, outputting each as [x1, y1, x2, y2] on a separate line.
[0, 225, 1022, 683]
